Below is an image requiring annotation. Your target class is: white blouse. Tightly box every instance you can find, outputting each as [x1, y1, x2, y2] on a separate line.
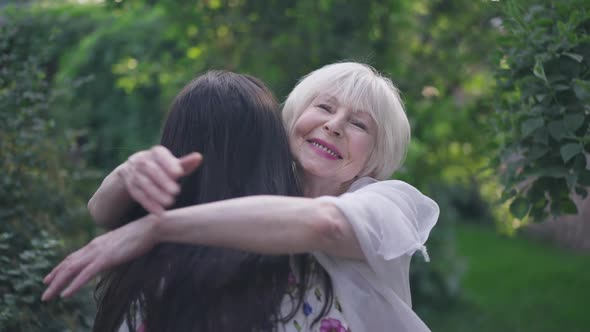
[312, 177, 439, 332]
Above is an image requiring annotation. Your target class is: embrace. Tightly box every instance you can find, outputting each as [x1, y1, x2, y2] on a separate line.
[42, 62, 439, 332]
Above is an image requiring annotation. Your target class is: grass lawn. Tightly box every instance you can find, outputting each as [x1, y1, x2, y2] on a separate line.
[424, 224, 590, 332]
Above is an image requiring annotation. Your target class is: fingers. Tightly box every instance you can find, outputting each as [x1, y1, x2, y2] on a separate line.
[125, 149, 178, 213]
[60, 261, 103, 298]
[127, 183, 165, 215]
[42, 221, 153, 302]
[43, 257, 66, 285]
[123, 146, 203, 214]
[134, 157, 180, 194]
[179, 152, 203, 175]
[42, 252, 87, 301]
[151, 145, 184, 178]
[42, 240, 109, 301]
[134, 173, 174, 206]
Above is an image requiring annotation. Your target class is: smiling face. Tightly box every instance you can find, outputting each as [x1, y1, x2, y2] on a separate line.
[289, 94, 376, 189]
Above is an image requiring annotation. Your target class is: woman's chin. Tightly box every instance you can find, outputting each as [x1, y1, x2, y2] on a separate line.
[300, 162, 334, 178]
[301, 166, 350, 184]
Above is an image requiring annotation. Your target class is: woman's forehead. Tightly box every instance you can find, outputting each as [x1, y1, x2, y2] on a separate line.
[313, 94, 338, 104]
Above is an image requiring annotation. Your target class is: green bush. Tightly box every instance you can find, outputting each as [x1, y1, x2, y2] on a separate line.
[0, 7, 97, 331]
[494, 0, 590, 221]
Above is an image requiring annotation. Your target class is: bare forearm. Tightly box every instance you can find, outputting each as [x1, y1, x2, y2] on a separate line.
[40, 195, 363, 301]
[88, 164, 133, 228]
[153, 196, 363, 259]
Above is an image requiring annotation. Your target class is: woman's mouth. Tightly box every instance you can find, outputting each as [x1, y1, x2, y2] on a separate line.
[307, 139, 342, 160]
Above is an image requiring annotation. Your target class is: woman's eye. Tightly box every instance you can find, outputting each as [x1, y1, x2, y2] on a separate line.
[317, 104, 333, 113]
[351, 121, 367, 130]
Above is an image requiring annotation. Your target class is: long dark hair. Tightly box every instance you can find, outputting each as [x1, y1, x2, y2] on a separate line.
[93, 71, 333, 332]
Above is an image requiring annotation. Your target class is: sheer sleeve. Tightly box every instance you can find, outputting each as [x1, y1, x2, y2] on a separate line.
[316, 178, 439, 289]
[309, 178, 438, 331]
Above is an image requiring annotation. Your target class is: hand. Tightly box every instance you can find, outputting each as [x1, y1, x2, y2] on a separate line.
[120, 145, 202, 215]
[41, 216, 158, 301]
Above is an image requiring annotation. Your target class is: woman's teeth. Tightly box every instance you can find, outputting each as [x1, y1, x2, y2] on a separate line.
[311, 141, 339, 158]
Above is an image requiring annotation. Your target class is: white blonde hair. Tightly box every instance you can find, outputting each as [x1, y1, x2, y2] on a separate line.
[282, 62, 410, 180]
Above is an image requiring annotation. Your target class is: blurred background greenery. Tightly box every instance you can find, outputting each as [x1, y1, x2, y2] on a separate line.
[1, 0, 589, 331]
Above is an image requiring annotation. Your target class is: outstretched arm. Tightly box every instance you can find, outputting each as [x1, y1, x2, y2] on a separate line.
[42, 195, 363, 301]
[156, 196, 362, 258]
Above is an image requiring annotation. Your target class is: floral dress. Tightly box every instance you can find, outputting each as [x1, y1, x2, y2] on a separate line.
[130, 265, 351, 332]
[278, 260, 351, 332]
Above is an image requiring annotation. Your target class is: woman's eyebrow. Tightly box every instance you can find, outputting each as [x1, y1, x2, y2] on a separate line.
[316, 95, 339, 105]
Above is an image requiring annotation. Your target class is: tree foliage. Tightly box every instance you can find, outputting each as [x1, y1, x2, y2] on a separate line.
[0, 7, 96, 331]
[494, 0, 590, 222]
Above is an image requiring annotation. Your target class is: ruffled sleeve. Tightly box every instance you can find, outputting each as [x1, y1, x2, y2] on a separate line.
[308, 178, 438, 331]
[316, 177, 439, 291]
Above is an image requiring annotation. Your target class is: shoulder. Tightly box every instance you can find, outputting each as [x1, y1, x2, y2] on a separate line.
[349, 177, 421, 193]
[331, 177, 440, 243]
[346, 177, 438, 210]
[314, 181, 438, 288]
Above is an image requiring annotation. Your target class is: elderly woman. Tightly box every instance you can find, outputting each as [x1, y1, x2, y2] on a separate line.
[43, 62, 439, 332]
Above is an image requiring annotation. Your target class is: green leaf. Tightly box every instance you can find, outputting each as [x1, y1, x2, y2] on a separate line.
[557, 21, 569, 35]
[527, 145, 549, 160]
[579, 170, 590, 186]
[553, 84, 570, 91]
[509, 197, 531, 219]
[563, 113, 585, 133]
[562, 52, 583, 63]
[560, 143, 583, 163]
[547, 120, 567, 141]
[535, 94, 548, 102]
[573, 154, 588, 173]
[532, 128, 549, 145]
[532, 196, 548, 211]
[529, 206, 548, 222]
[566, 174, 578, 189]
[558, 197, 578, 215]
[573, 79, 590, 100]
[500, 189, 517, 204]
[529, 166, 569, 178]
[533, 56, 548, 83]
[521, 117, 544, 137]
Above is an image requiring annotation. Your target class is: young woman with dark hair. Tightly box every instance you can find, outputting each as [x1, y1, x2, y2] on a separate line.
[59, 71, 334, 332]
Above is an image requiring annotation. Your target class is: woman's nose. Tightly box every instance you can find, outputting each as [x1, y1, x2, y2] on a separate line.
[323, 121, 342, 137]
